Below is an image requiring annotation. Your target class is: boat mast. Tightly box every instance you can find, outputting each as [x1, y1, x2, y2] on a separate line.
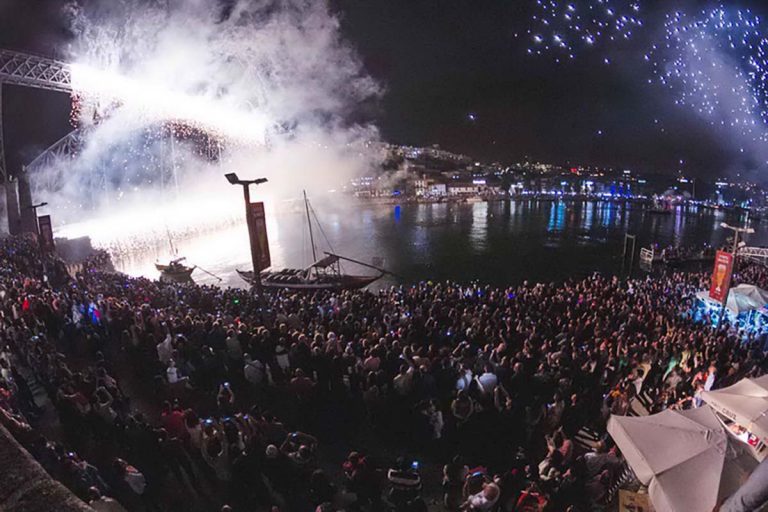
[166, 226, 177, 257]
[304, 190, 318, 263]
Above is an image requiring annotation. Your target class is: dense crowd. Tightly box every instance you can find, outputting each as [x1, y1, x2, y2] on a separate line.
[0, 234, 766, 512]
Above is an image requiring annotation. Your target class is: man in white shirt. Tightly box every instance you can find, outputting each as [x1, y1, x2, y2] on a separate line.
[705, 364, 717, 391]
[166, 359, 184, 384]
[464, 482, 500, 511]
[156, 334, 173, 365]
[476, 364, 498, 394]
[243, 354, 265, 386]
[456, 364, 473, 392]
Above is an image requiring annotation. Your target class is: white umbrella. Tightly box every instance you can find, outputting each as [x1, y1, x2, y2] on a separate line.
[696, 284, 768, 315]
[608, 407, 756, 512]
[703, 374, 768, 445]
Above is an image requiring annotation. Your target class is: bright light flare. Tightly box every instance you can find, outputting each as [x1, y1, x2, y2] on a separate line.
[70, 63, 270, 145]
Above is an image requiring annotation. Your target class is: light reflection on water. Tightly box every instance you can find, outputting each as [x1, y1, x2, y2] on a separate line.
[112, 199, 764, 289]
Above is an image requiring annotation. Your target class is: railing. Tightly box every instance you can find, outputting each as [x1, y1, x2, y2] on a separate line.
[739, 247, 768, 264]
[639, 248, 655, 266]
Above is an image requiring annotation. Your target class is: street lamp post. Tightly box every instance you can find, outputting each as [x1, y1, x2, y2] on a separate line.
[225, 173, 268, 295]
[24, 201, 48, 237]
[719, 222, 755, 326]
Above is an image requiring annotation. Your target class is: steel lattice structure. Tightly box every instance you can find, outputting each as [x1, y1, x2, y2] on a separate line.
[25, 128, 90, 199]
[25, 128, 85, 175]
[739, 247, 768, 264]
[0, 49, 71, 93]
[0, 49, 73, 182]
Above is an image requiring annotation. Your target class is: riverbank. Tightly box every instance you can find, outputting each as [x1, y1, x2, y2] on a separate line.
[352, 193, 653, 206]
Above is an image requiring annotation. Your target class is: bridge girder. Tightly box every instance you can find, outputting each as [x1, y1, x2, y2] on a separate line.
[0, 49, 74, 233]
[0, 49, 72, 94]
[25, 128, 85, 174]
[0, 49, 73, 183]
[739, 247, 768, 261]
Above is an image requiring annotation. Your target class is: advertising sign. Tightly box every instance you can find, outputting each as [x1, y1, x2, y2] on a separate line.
[37, 215, 55, 254]
[246, 202, 271, 272]
[709, 250, 734, 304]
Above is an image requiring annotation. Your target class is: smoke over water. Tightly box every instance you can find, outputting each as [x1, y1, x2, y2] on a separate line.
[41, 0, 381, 252]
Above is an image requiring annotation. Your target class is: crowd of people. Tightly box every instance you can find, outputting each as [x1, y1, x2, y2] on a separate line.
[0, 234, 766, 512]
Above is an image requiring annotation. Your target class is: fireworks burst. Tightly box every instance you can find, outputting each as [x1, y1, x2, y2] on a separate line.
[527, 0, 643, 62]
[69, 63, 270, 145]
[649, 7, 768, 144]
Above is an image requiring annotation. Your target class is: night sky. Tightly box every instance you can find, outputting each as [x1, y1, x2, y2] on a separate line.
[2, 0, 768, 179]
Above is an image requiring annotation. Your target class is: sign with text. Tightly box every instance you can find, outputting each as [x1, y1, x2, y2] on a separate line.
[246, 202, 271, 272]
[37, 215, 55, 254]
[709, 250, 734, 304]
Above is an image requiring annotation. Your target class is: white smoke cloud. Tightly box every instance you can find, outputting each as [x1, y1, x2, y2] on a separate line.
[40, 0, 382, 248]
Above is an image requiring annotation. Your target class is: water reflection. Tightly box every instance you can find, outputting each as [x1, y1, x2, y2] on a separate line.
[470, 201, 488, 250]
[113, 199, 766, 288]
[547, 201, 566, 233]
[581, 201, 594, 231]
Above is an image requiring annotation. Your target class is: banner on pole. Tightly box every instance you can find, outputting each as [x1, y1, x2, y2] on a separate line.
[247, 202, 271, 272]
[709, 250, 734, 304]
[37, 215, 55, 254]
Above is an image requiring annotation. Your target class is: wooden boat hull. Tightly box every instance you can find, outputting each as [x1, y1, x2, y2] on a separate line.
[155, 263, 195, 282]
[236, 269, 381, 290]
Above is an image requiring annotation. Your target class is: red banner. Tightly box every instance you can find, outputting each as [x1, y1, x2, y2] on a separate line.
[246, 202, 271, 272]
[709, 250, 734, 304]
[37, 215, 55, 254]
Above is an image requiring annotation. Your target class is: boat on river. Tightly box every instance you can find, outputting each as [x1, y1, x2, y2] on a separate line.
[156, 229, 195, 283]
[156, 257, 195, 283]
[237, 253, 383, 291]
[237, 192, 389, 291]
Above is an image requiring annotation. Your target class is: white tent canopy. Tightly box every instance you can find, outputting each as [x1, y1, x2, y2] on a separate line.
[608, 407, 756, 512]
[696, 284, 768, 315]
[703, 374, 768, 448]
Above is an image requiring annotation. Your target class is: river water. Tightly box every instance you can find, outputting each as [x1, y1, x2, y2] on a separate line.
[112, 199, 766, 289]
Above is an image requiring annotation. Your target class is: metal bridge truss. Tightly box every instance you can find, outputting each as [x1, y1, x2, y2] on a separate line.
[26, 128, 84, 173]
[0, 49, 72, 183]
[25, 128, 88, 194]
[739, 247, 768, 265]
[0, 49, 71, 94]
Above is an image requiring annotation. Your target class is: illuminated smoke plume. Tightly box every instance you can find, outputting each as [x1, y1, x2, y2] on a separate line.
[40, 0, 381, 246]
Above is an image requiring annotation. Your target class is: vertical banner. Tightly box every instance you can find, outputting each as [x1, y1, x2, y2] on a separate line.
[247, 202, 271, 271]
[37, 215, 55, 254]
[709, 250, 734, 304]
